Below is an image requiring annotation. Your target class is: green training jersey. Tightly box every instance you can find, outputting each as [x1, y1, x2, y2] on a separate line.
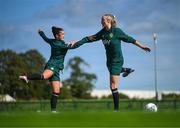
[77, 27, 136, 64]
[39, 31, 75, 70]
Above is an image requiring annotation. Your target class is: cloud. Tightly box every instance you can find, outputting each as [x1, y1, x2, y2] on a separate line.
[117, 0, 180, 35]
[35, 0, 180, 35]
[0, 23, 39, 52]
[0, 24, 21, 47]
[36, 0, 122, 27]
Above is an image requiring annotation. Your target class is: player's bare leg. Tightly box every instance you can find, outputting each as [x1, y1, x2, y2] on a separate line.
[19, 69, 53, 83]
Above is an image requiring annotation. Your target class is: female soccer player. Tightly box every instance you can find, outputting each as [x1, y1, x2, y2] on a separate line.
[19, 26, 79, 113]
[69, 14, 151, 111]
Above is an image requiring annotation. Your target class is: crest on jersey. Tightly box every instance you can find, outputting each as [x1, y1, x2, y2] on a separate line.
[109, 33, 113, 38]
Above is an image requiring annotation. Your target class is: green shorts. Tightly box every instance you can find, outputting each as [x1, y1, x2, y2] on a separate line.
[107, 63, 123, 75]
[44, 63, 61, 82]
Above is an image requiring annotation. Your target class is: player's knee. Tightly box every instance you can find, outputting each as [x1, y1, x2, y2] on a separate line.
[110, 81, 117, 87]
[110, 83, 117, 90]
[54, 90, 60, 94]
[43, 70, 54, 79]
[43, 74, 51, 80]
[53, 86, 60, 94]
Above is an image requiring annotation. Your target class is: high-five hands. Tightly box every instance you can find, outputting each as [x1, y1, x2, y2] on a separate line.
[67, 40, 78, 47]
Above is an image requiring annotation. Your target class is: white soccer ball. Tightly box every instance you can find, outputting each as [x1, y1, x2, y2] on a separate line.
[145, 103, 158, 112]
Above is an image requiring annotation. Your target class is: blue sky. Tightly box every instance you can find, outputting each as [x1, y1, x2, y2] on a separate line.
[0, 0, 180, 91]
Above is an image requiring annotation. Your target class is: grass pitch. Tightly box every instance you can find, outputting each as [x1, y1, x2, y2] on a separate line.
[0, 110, 180, 127]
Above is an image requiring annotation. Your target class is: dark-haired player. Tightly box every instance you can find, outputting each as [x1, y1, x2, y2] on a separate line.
[19, 26, 79, 113]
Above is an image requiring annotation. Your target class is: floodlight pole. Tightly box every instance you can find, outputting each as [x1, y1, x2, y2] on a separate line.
[153, 33, 158, 101]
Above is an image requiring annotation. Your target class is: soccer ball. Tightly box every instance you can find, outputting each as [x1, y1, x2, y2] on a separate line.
[145, 103, 158, 112]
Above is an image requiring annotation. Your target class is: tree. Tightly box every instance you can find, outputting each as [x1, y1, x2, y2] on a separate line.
[19, 49, 50, 99]
[0, 49, 50, 100]
[102, 93, 129, 99]
[162, 93, 180, 100]
[0, 49, 25, 98]
[61, 56, 97, 99]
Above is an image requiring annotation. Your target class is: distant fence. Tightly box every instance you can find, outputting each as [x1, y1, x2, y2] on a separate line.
[0, 99, 180, 112]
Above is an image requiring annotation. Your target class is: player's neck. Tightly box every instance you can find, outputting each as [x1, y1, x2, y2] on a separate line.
[104, 25, 111, 30]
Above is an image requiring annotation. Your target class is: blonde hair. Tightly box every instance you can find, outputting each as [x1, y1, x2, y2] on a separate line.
[103, 14, 117, 27]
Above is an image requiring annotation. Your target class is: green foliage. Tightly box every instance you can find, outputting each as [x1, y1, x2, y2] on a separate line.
[59, 83, 73, 99]
[0, 49, 49, 100]
[102, 93, 130, 99]
[162, 93, 180, 100]
[61, 56, 97, 99]
[0, 50, 98, 100]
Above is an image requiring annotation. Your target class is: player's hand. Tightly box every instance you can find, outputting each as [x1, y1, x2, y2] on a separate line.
[142, 46, 151, 52]
[38, 29, 42, 32]
[67, 40, 78, 47]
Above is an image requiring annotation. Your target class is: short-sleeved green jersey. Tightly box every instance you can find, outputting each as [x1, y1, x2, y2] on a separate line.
[77, 27, 136, 65]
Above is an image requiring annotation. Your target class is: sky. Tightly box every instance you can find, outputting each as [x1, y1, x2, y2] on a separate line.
[0, 0, 180, 91]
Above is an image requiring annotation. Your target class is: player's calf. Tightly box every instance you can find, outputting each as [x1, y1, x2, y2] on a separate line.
[19, 74, 44, 83]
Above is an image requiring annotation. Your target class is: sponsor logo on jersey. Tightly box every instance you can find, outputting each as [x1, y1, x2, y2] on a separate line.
[102, 33, 113, 45]
[102, 39, 111, 45]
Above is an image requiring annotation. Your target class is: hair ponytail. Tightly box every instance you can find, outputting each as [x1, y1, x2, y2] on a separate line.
[51, 26, 64, 38]
[111, 15, 117, 27]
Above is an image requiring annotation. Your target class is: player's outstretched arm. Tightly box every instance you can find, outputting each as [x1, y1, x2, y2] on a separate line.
[68, 34, 101, 49]
[67, 40, 84, 49]
[38, 29, 52, 43]
[133, 41, 151, 52]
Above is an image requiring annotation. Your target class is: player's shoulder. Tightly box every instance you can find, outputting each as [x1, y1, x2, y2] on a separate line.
[113, 27, 122, 31]
[95, 28, 105, 36]
[113, 27, 124, 34]
[98, 28, 105, 33]
[54, 39, 64, 43]
[47, 39, 56, 43]
[55, 40, 67, 47]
